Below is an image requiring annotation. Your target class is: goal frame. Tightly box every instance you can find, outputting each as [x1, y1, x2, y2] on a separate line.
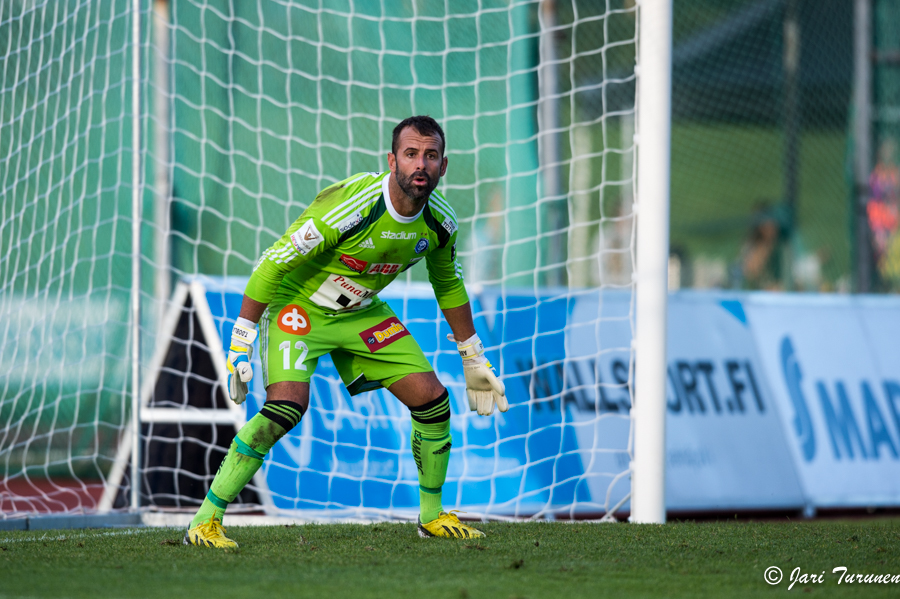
[0, 0, 671, 524]
[119, 0, 673, 523]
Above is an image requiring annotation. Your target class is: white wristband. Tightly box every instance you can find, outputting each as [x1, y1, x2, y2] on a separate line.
[231, 318, 258, 347]
[455, 333, 484, 360]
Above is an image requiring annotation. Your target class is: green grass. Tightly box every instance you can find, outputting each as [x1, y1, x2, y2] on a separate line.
[2, 519, 900, 598]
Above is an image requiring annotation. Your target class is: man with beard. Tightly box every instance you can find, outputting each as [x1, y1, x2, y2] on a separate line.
[184, 116, 508, 549]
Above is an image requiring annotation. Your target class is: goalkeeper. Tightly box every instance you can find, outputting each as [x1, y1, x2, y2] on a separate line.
[185, 116, 508, 549]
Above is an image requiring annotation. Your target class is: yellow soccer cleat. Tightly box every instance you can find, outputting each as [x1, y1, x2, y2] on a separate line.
[183, 516, 239, 550]
[417, 511, 485, 539]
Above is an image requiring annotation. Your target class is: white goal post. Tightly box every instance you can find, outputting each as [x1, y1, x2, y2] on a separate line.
[633, 0, 672, 525]
[0, 0, 669, 524]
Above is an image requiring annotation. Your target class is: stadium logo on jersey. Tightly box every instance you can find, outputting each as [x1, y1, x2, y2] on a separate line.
[415, 239, 429, 254]
[290, 220, 323, 255]
[337, 212, 363, 233]
[367, 262, 402, 275]
[358, 237, 375, 249]
[381, 231, 417, 240]
[340, 254, 369, 273]
[359, 318, 410, 352]
[277, 304, 312, 336]
[442, 218, 457, 236]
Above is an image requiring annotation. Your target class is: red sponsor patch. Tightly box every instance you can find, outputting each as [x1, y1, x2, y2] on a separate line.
[277, 304, 312, 335]
[358, 318, 410, 352]
[340, 254, 368, 273]
[367, 262, 402, 275]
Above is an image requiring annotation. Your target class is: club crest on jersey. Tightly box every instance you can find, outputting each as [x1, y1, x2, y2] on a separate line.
[277, 304, 311, 335]
[340, 254, 368, 273]
[415, 238, 429, 254]
[359, 318, 410, 352]
[290, 220, 323, 255]
[367, 262, 402, 275]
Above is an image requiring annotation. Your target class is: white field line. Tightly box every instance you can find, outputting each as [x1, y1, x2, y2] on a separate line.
[0, 527, 174, 545]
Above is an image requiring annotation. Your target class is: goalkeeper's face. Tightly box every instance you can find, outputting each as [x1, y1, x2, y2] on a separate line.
[388, 127, 448, 202]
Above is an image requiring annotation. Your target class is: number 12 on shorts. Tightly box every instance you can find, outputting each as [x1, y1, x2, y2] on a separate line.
[279, 340, 309, 371]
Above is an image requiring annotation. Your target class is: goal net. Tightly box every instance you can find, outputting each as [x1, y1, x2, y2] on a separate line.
[1, 0, 637, 521]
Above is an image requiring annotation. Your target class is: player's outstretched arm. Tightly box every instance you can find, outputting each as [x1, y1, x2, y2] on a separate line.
[226, 295, 269, 405]
[442, 302, 508, 416]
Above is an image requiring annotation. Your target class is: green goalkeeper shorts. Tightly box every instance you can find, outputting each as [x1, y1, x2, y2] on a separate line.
[259, 296, 434, 395]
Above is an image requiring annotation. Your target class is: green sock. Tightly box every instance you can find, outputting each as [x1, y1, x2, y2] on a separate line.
[190, 401, 303, 528]
[409, 392, 452, 524]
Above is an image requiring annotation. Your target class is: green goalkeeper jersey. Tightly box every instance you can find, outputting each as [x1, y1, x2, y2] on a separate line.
[245, 171, 467, 313]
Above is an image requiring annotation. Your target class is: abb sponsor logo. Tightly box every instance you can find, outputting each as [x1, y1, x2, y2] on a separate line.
[340, 254, 368, 273]
[367, 262, 402, 275]
[359, 318, 410, 352]
[277, 304, 312, 335]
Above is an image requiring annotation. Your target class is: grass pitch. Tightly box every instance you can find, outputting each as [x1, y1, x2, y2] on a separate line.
[1, 518, 899, 598]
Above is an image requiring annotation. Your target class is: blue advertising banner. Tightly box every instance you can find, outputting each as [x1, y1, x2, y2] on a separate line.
[745, 295, 900, 508]
[552, 291, 804, 512]
[196, 277, 815, 516]
[662, 293, 804, 511]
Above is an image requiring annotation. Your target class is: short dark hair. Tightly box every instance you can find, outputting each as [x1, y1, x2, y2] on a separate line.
[391, 115, 446, 156]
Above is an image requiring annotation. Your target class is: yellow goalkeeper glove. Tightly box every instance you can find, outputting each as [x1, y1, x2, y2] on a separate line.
[448, 333, 508, 416]
[227, 317, 257, 405]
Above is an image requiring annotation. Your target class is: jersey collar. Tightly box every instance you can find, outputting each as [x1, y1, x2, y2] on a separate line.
[382, 172, 425, 224]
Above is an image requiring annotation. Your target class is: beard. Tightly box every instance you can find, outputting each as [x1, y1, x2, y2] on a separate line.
[395, 168, 436, 202]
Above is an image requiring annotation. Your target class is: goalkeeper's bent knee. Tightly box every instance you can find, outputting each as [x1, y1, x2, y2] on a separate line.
[206, 400, 305, 510]
[408, 389, 451, 436]
[245, 400, 305, 452]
